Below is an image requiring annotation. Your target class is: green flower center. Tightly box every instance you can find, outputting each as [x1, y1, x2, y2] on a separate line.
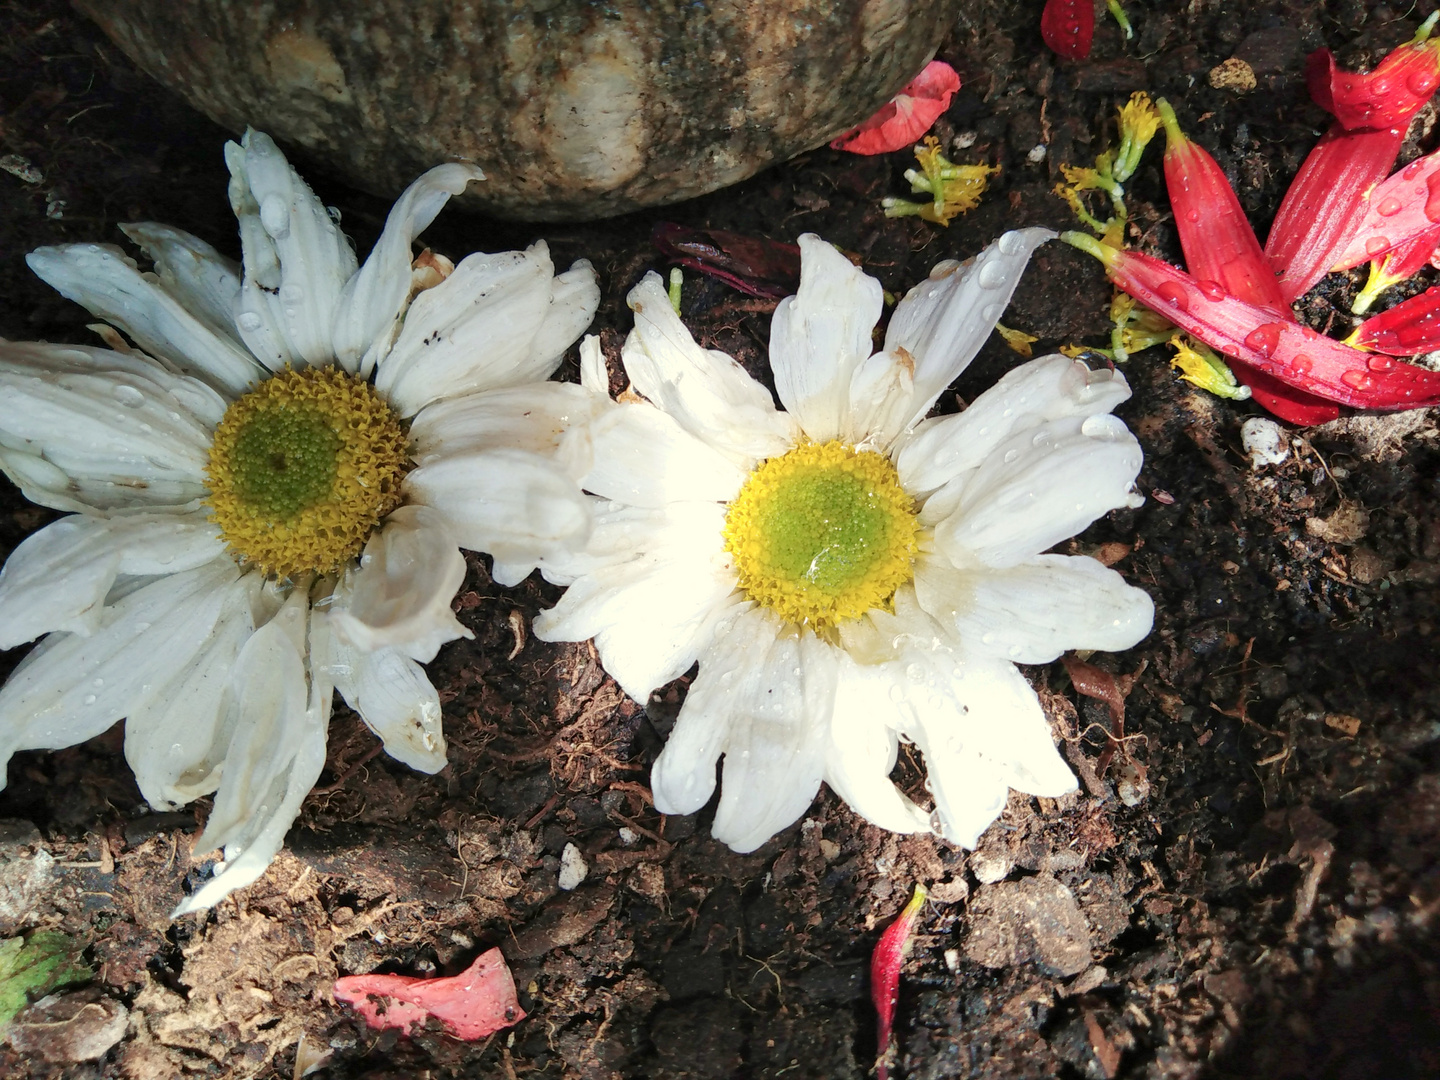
[723, 440, 919, 630]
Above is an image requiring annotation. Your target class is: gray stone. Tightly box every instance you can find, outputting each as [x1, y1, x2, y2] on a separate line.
[962, 875, 1093, 977]
[78, 0, 963, 220]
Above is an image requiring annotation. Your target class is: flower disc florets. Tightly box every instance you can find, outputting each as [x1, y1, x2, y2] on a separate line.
[206, 366, 409, 578]
[723, 440, 918, 630]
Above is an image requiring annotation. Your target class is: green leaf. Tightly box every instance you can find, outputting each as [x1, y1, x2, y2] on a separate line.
[0, 931, 92, 1026]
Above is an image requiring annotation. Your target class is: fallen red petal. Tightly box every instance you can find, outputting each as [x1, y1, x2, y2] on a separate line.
[1041, 0, 1095, 60]
[830, 61, 961, 155]
[1352, 285, 1440, 355]
[872, 883, 927, 1080]
[1227, 364, 1342, 425]
[1264, 123, 1404, 302]
[333, 947, 525, 1041]
[1331, 150, 1440, 271]
[651, 223, 801, 299]
[1305, 38, 1440, 132]
[1068, 234, 1440, 411]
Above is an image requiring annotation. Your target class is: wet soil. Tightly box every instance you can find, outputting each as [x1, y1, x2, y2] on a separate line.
[1, 1, 1438, 1078]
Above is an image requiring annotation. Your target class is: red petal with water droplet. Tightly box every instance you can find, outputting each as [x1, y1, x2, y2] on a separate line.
[872, 884, 927, 1080]
[1265, 124, 1405, 302]
[1041, 0, 1095, 61]
[1161, 108, 1288, 313]
[1353, 285, 1440, 354]
[1331, 148, 1440, 270]
[1084, 242, 1440, 411]
[1306, 39, 1440, 132]
[333, 948, 526, 1041]
[830, 61, 961, 155]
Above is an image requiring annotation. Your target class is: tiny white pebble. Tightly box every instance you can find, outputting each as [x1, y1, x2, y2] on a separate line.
[944, 948, 961, 973]
[1241, 417, 1289, 468]
[558, 842, 588, 891]
[953, 132, 978, 150]
[1026, 143, 1048, 164]
[618, 826, 638, 846]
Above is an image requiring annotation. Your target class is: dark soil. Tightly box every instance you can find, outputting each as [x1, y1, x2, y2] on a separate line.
[2, 1, 1439, 1078]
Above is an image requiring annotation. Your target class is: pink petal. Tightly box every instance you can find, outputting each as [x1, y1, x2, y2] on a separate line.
[333, 947, 526, 1041]
[871, 883, 927, 1080]
[831, 61, 961, 155]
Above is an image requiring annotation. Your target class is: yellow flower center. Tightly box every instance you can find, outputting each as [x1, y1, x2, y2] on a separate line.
[723, 440, 919, 631]
[205, 366, 409, 578]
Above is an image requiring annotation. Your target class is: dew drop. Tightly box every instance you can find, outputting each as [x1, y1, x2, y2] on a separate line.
[1243, 322, 1285, 359]
[259, 195, 291, 238]
[1407, 70, 1437, 97]
[280, 282, 304, 302]
[1403, 160, 1426, 181]
[169, 743, 184, 756]
[1002, 448, 1020, 464]
[888, 684, 906, 703]
[1197, 279, 1226, 302]
[83, 694, 96, 705]
[112, 384, 146, 408]
[997, 231, 1028, 255]
[1341, 369, 1375, 391]
[906, 662, 925, 683]
[1156, 281, 1190, 311]
[1365, 235, 1392, 257]
[1377, 196, 1404, 217]
[1289, 353, 1313, 375]
[980, 302, 1000, 322]
[976, 260, 1009, 289]
[237, 311, 264, 332]
[980, 632, 996, 645]
[1367, 353, 1396, 372]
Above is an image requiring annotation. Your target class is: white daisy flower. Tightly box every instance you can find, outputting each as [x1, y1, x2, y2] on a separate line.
[534, 230, 1154, 852]
[0, 130, 601, 914]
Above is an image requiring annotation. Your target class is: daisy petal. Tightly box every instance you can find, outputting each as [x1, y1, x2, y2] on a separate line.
[929, 414, 1143, 568]
[533, 501, 735, 702]
[914, 553, 1154, 664]
[0, 508, 226, 648]
[581, 403, 747, 508]
[768, 234, 884, 443]
[330, 642, 448, 774]
[408, 382, 599, 480]
[622, 271, 798, 465]
[883, 228, 1056, 430]
[119, 223, 244, 343]
[377, 242, 593, 417]
[0, 341, 219, 512]
[225, 130, 358, 369]
[329, 505, 472, 664]
[25, 244, 263, 397]
[825, 657, 935, 835]
[0, 559, 242, 790]
[895, 355, 1132, 495]
[332, 162, 485, 376]
[518, 259, 603, 377]
[124, 572, 261, 810]
[405, 448, 592, 573]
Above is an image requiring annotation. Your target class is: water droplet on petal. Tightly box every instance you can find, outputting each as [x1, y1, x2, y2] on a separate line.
[1407, 70, 1437, 97]
[280, 282, 304, 303]
[1002, 448, 1020, 464]
[1367, 353, 1396, 372]
[237, 311, 264, 332]
[1377, 196, 1404, 217]
[1291, 353, 1314, 375]
[1243, 322, 1285, 359]
[1156, 281, 1190, 311]
[1341, 369, 1375, 391]
[113, 385, 146, 408]
[83, 694, 96, 705]
[1365, 235, 1392, 257]
[1197, 280, 1226, 302]
[976, 260, 1009, 289]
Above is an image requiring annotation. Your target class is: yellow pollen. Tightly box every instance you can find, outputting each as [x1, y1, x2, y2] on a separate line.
[723, 440, 919, 631]
[205, 366, 409, 578]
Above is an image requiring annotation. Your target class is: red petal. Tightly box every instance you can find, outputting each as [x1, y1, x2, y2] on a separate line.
[1228, 364, 1342, 425]
[871, 884, 927, 1080]
[1331, 150, 1440, 270]
[830, 61, 961, 155]
[1265, 124, 1405, 302]
[1353, 285, 1440, 354]
[1161, 110, 1288, 312]
[652, 223, 802, 298]
[1074, 236, 1440, 410]
[1307, 39, 1440, 131]
[1041, 0, 1095, 60]
[333, 948, 526, 1041]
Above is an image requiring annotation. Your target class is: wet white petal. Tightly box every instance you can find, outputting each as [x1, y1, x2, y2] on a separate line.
[119, 222, 244, 345]
[579, 334, 608, 394]
[25, 244, 264, 398]
[622, 271, 797, 465]
[225, 129, 358, 369]
[377, 242, 593, 416]
[913, 552, 1154, 664]
[0, 341, 219, 512]
[581, 402, 747, 508]
[125, 571, 261, 810]
[895, 354, 1131, 496]
[329, 505, 472, 663]
[769, 234, 884, 444]
[329, 641, 447, 773]
[0, 508, 226, 648]
[0, 559, 242, 790]
[533, 500, 735, 702]
[521, 259, 603, 376]
[884, 227, 1056, 431]
[332, 162, 485, 376]
[929, 414, 1144, 568]
[405, 448, 592, 572]
[408, 382, 600, 481]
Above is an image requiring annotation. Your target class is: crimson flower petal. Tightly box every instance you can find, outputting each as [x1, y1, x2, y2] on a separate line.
[1331, 150, 1440, 271]
[1041, 0, 1095, 60]
[333, 947, 526, 1041]
[652, 223, 801, 299]
[1352, 286, 1440, 355]
[830, 61, 961, 156]
[1264, 124, 1405, 302]
[872, 883, 927, 1080]
[1305, 33, 1440, 132]
[1065, 232, 1440, 411]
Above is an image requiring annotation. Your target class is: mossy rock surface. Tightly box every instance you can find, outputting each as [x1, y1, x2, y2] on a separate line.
[76, 0, 961, 220]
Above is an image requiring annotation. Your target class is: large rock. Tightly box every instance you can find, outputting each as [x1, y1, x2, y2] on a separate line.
[76, 0, 963, 221]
